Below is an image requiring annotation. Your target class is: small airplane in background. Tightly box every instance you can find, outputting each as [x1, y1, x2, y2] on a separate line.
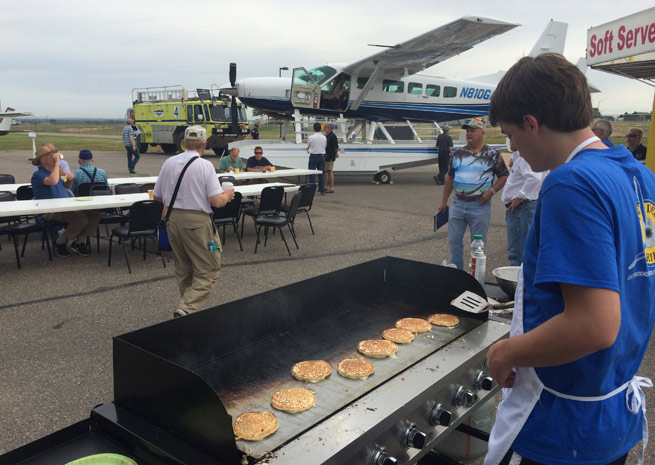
[0, 106, 34, 136]
[224, 17, 571, 182]
[223, 18, 569, 138]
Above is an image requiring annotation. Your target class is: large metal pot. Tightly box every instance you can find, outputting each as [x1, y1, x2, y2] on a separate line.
[492, 266, 520, 298]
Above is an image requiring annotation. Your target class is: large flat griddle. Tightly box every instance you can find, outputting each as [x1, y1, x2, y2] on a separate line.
[112, 257, 487, 462]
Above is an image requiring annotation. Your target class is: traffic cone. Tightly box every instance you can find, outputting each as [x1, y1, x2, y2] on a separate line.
[158, 145, 162, 152]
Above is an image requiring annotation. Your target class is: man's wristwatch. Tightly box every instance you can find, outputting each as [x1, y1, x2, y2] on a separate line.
[490, 187, 497, 195]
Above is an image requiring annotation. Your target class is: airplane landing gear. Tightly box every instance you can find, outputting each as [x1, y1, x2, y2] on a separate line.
[373, 170, 391, 184]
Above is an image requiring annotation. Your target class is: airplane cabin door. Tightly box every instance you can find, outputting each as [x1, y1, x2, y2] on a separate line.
[290, 68, 322, 109]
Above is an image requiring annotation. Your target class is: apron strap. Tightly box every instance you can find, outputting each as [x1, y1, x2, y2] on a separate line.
[543, 375, 652, 465]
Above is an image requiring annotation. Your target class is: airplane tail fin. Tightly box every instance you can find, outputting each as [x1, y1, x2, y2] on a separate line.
[575, 57, 601, 93]
[529, 20, 567, 57]
[468, 20, 568, 84]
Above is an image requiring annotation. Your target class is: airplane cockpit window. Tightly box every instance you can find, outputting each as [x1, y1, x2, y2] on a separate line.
[444, 86, 457, 98]
[357, 77, 370, 89]
[408, 83, 422, 95]
[295, 66, 337, 86]
[426, 85, 440, 97]
[382, 80, 404, 93]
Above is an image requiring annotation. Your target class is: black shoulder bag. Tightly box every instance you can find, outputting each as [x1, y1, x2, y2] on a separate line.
[158, 156, 198, 251]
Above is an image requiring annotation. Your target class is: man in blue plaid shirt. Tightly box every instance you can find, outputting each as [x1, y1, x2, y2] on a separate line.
[71, 150, 108, 196]
[122, 118, 140, 174]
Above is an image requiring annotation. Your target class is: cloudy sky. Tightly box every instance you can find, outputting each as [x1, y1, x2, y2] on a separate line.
[1, 0, 653, 118]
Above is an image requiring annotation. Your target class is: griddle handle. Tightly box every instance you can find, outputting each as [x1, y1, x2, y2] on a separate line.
[455, 423, 490, 442]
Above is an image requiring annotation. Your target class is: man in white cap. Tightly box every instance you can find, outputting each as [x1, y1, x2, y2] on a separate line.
[437, 119, 508, 270]
[153, 126, 235, 318]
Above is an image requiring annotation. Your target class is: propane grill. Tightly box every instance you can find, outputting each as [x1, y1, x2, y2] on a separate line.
[1, 257, 509, 465]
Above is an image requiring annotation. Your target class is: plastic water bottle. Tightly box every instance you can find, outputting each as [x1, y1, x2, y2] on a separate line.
[470, 234, 486, 284]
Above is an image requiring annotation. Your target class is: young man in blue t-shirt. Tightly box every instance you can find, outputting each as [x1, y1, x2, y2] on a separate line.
[484, 54, 655, 465]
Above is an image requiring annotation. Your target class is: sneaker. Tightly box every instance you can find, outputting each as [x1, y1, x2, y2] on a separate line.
[129, 169, 137, 174]
[173, 309, 189, 318]
[70, 242, 91, 257]
[55, 244, 70, 257]
[433, 175, 443, 185]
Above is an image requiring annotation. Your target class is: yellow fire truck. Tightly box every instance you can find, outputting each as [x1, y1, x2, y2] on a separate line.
[127, 85, 249, 155]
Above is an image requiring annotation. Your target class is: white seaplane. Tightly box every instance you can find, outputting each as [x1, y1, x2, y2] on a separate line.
[224, 17, 568, 183]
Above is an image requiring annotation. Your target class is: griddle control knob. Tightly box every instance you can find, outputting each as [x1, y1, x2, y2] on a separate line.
[404, 424, 427, 449]
[455, 386, 477, 407]
[370, 446, 398, 465]
[475, 371, 494, 391]
[429, 403, 452, 427]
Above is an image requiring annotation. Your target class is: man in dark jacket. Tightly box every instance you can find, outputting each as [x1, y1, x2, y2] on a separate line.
[434, 125, 453, 184]
[324, 123, 339, 193]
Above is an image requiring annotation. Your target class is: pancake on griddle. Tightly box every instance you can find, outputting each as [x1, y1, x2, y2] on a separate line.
[357, 339, 398, 358]
[291, 360, 332, 383]
[429, 313, 460, 328]
[337, 357, 375, 379]
[382, 327, 415, 344]
[271, 387, 316, 413]
[395, 317, 431, 333]
[233, 411, 279, 441]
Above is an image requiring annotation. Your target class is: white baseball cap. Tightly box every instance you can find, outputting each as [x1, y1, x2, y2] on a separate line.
[184, 125, 207, 141]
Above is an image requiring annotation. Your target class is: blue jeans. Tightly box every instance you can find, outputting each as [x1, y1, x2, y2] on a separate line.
[448, 198, 492, 270]
[505, 199, 537, 266]
[308, 153, 325, 193]
[126, 146, 140, 171]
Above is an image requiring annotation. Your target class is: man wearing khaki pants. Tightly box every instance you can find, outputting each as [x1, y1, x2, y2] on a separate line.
[153, 126, 235, 318]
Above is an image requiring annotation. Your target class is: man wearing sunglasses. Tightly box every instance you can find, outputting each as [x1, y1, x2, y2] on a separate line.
[246, 146, 274, 172]
[625, 128, 647, 161]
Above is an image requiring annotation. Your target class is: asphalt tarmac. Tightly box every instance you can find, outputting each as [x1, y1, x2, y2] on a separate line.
[0, 148, 653, 464]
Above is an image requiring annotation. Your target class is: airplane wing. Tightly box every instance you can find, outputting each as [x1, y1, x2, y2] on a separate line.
[0, 112, 33, 117]
[342, 16, 518, 79]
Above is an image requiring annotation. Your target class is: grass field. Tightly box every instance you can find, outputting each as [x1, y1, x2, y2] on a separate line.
[2, 121, 649, 153]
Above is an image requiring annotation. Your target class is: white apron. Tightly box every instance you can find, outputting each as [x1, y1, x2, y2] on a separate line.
[484, 267, 652, 465]
[485, 136, 653, 465]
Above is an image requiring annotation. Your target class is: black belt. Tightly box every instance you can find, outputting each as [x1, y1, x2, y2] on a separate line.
[456, 194, 482, 202]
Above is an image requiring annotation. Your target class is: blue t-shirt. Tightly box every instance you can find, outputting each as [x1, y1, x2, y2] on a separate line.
[513, 145, 655, 464]
[31, 167, 68, 199]
[246, 156, 272, 169]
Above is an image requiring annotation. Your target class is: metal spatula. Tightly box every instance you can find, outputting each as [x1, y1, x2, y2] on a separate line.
[451, 290, 514, 314]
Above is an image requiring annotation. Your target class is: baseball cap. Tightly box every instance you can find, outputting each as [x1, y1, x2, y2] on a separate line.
[79, 149, 93, 160]
[184, 125, 207, 141]
[462, 120, 485, 130]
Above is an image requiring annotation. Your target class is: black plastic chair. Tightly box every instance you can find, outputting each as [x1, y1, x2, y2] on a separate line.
[254, 191, 302, 256]
[0, 193, 52, 268]
[0, 174, 16, 184]
[107, 200, 164, 274]
[241, 185, 284, 238]
[77, 182, 108, 196]
[212, 191, 243, 251]
[90, 184, 128, 252]
[15, 185, 34, 200]
[218, 175, 236, 185]
[280, 183, 316, 235]
[114, 183, 140, 195]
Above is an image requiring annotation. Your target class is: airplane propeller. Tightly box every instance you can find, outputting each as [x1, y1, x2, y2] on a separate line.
[229, 63, 239, 134]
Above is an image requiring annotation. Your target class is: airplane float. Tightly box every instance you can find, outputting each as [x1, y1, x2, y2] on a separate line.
[223, 17, 568, 183]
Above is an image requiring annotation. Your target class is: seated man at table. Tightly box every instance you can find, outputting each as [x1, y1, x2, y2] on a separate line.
[31, 145, 100, 257]
[246, 146, 274, 172]
[71, 149, 108, 196]
[218, 147, 244, 173]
